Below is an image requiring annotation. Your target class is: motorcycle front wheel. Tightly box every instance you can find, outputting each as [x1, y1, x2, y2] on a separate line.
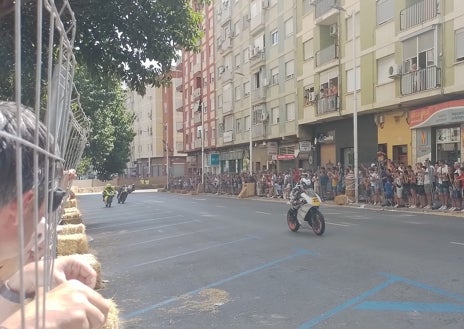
[311, 209, 325, 236]
[287, 209, 300, 232]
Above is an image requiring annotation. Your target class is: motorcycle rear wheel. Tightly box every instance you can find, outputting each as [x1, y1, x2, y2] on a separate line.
[287, 209, 300, 232]
[311, 209, 325, 236]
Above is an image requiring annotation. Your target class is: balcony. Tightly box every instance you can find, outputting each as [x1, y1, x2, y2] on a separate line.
[316, 95, 339, 115]
[315, 44, 338, 67]
[193, 62, 201, 74]
[220, 69, 232, 82]
[250, 12, 264, 34]
[252, 123, 266, 139]
[175, 105, 183, 112]
[250, 48, 265, 66]
[400, 0, 439, 31]
[218, 36, 232, 54]
[251, 87, 266, 103]
[192, 88, 201, 101]
[400, 66, 441, 95]
[176, 142, 184, 153]
[176, 121, 183, 132]
[314, 0, 339, 21]
[223, 130, 234, 143]
[194, 138, 202, 149]
[219, 4, 231, 24]
[194, 111, 203, 125]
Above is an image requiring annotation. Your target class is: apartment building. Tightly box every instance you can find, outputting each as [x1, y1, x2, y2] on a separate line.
[300, 0, 464, 168]
[126, 64, 186, 178]
[179, 1, 217, 175]
[214, 0, 300, 173]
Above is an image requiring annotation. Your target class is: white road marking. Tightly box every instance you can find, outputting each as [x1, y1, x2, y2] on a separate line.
[256, 211, 271, 215]
[450, 241, 464, 246]
[326, 222, 352, 227]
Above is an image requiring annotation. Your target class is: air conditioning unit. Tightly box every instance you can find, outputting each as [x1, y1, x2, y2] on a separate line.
[250, 46, 258, 57]
[388, 64, 402, 78]
[329, 24, 337, 37]
[218, 66, 225, 74]
[262, 0, 269, 9]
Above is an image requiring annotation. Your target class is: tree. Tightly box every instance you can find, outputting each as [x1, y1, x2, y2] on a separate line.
[0, 0, 208, 99]
[74, 67, 135, 181]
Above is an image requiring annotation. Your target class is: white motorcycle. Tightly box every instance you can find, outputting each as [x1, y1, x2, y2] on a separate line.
[286, 180, 325, 236]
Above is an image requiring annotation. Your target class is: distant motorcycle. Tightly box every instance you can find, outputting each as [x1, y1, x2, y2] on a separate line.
[117, 184, 135, 204]
[286, 179, 325, 236]
[103, 191, 115, 208]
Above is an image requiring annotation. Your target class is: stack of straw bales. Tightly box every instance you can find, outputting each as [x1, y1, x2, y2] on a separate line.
[58, 195, 121, 328]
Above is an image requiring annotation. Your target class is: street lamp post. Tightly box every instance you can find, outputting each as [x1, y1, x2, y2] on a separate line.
[165, 122, 169, 189]
[201, 102, 205, 186]
[352, 11, 359, 204]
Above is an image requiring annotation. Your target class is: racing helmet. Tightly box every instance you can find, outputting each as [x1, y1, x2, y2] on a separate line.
[300, 177, 311, 188]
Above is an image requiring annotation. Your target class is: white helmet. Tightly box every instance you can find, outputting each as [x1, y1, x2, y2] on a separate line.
[300, 177, 311, 187]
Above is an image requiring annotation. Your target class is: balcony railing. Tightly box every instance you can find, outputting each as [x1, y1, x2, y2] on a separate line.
[194, 138, 202, 149]
[252, 123, 266, 139]
[250, 49, 265, 65]
[250, 12, 264, 33]
[251, 87, 266, 103]
[316, 95, 339, 115]
[400, 0, 439, 31]
[401, 66, 441, 95]
[176, 142, 184, 153]
[314, 0, 338, 20]
[194, 111, 202, 124]
[176, 122, 183, 132]
[220, 5, 231, 24]
[315, 44, 338, 67]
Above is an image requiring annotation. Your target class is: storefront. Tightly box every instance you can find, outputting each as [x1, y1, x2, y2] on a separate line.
[409, 100, 464, 164]
[219, 149, 245, 173]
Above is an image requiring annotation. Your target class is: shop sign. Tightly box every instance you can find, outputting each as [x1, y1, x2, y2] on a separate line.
[416, 128, 431, 158]
[210, 153, 220, 166]
[223, 131, 233, 143]
[267, 141, 278, 155]
[299, 140, 313, 152]
[277, 154, 295, 160]
[409, 100, 464, 128]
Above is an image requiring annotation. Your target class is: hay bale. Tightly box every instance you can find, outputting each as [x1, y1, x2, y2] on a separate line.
[58, 223, 86, 235]
[83, 254, 103, 290]
[334, 194, 348, 205]
[57, 233, 89, 256]
[103, 299, 121, 329]
[61, 208, 82, 225]
[63, 198, 78, 208]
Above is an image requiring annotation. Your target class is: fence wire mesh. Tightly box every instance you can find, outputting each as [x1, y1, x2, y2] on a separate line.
[0, 0, 88, 327]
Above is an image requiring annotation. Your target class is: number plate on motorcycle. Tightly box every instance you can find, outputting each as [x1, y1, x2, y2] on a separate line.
[312, 198, 320, 205]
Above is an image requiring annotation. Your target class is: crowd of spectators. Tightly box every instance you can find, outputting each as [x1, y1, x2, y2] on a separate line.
[168, 155, 464, 213]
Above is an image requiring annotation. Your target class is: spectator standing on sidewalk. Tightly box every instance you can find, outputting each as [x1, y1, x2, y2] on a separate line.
[423, 159, 435, 209]
[436, 160, 451, 210]
[415, 163, 426, 208]
[319, 168, 329, 200]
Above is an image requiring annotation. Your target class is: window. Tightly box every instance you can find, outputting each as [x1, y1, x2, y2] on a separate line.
[376, 0, 394, 25]
[243, 47, 250, 63]
[271, 30, 279, 46]
[244, 81, 250, 96]
[402, 30, 436, 70]
[196, 126, 202, 139]
[234, 21, 241, 37]
[271, 106, 280, 124]
[285, 60, 294, 79]
[235, 85, 241, 101]
[285, 18, 294, 36]
[346, 12, 360, 41]
[245, 115, 251, 131]
[235, 53, 241, 68]
[236, 118, 242, 133]
[347, 66, 361, 92]
[286, 103, 295, 121]
[456, 28, 464, 62]
[304, 86, 315, 106]
[303, 39, 313, 60]
[270, 66, 279, 85]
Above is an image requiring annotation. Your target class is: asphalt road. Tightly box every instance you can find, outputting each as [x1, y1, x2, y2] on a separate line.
[77, 191, 464, 329]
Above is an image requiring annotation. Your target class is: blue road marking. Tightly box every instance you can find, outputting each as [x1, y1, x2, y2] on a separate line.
[298, 273, 464, 328]
[122, 248, 316, 320]
[356, 301, 464, 313]
[297, 279, 397, 329]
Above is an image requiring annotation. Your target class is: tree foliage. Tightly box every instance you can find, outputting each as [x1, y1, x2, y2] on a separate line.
[74, 67, 135, 181]
[0, 0, 207, 98]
